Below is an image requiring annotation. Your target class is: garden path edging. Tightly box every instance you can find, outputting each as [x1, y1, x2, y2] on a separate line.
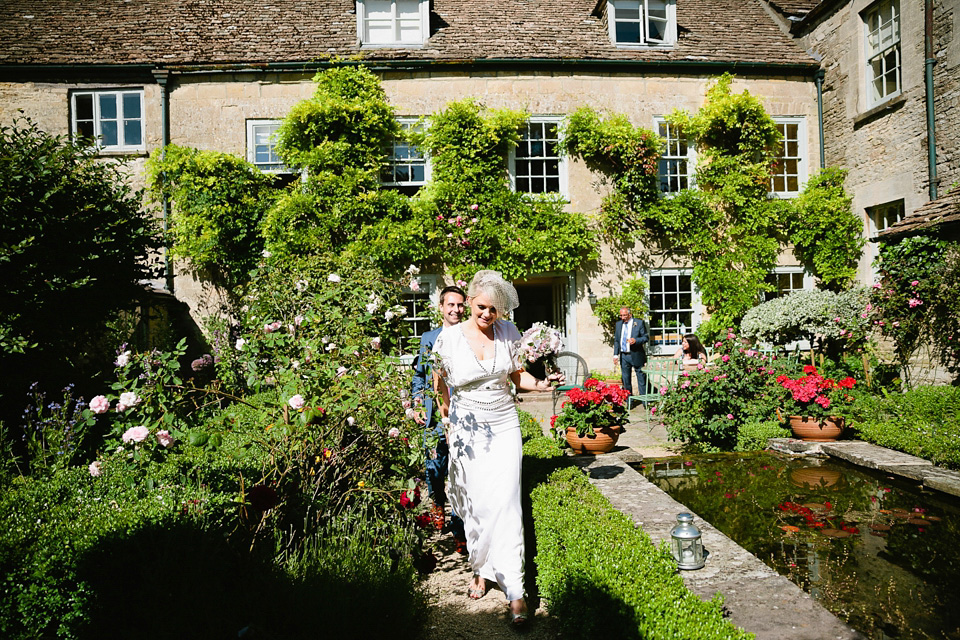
[768, 438, 960, 498]
[573, 453, 864, 640]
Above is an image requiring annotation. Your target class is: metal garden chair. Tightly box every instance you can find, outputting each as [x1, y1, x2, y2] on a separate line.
[551, 351, 590, 415]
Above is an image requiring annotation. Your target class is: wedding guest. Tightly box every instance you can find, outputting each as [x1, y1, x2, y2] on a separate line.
[432, 270, 560, 627]
[674, 333, 708, 370]
[613, 306, 648, 394]
[411, 285, 466, 548]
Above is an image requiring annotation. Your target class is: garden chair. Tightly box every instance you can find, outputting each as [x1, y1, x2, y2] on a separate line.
[629, 358, 683, 410]
[551, 351, 590, 415]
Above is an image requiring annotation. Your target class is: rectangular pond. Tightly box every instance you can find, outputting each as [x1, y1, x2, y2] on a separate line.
[636, 452, 960, 640]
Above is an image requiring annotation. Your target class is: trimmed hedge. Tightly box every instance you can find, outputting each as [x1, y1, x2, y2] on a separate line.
[848, 385, 960, 469]
[531, 466, 753, 640]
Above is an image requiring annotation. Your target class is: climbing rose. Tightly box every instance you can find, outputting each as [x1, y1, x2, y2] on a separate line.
[117, 392, 140, 412]
[88, 460, 102, 477]
[288, 394, 305, 410]
[328, 273, 341, 283]
[121, 425, 149, 443]
[388, 427, 400, 438]
[371, 336, 382, 350]
[115, 351, 131, 367]
[90, 395, 110, 414]
[156, 430, 174, 448]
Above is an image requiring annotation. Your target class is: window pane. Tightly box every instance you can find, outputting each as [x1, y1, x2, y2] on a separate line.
[122, 93, 141, 118]
[75, 94, 93, 120]
[100, 121, 118, 147]
[123, 119, 142, 146]
[98, 94, 117, 120]
[615, 22, 641, 43]
[617, 1, 642, 19]
[77, 120, 94, 139]
[366, 0, 392, 18]
[397, 0, 420, 18]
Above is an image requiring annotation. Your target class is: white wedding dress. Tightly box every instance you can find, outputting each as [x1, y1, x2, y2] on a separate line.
[433, 319, 524, 601]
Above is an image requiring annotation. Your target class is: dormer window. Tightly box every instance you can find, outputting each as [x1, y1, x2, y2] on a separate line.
[357, 0, 429, 47]
[607, 0, 677, 48]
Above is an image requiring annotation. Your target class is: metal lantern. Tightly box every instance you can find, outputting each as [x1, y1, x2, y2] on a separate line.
[670, 512, 705, 570]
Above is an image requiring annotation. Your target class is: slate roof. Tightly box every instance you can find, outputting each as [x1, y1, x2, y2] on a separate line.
[766, 0, 822, 19]
[879, 187, 960, 241]
[0, 0, 816, 69]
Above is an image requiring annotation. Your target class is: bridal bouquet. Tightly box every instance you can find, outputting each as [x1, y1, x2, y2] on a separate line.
[515, 323, 564, 379]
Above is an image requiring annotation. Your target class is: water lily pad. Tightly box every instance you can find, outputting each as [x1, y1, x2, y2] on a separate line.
[870, 523, 891, 531]
[870, 531, 888, 538]
[821, 528, 852, 538]
[908, 518, 929, 526]
[780, 525, 800, 532]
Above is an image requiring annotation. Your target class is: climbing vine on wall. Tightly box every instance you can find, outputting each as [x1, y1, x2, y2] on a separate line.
[562, 73, 862, 339]
[148, 66, 598, 290]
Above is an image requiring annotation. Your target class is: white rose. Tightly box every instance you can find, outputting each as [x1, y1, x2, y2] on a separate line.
[235, 338, 246, 351]
[115, 351, 131, 367]
[328, 273, 341, 283]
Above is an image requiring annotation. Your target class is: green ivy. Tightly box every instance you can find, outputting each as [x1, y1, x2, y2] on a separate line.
[563, 74, 862, 340]
[146, 144, 275, 288]
[591, 275, 649, 343]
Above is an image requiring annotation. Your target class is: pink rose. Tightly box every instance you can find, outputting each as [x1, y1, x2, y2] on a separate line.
[88, 460, 102, 477]
[288, 394, 305, 410]
[405, 408, 416, 420]
[337, 366, 348, 378]
[727, 332, 736, 340]
[409, 279, 421, 292]
[388, 427, 400, 438]
[121, 425, 149, 444]
[908, 298, 923, 308]
[156, 430, 174, 448]
[911, 280, 919, 286]
[721, 354, 730, 362]
[90, 395, 110, 414]
[470, 204, 479, 211]
[117, 391, 140, 412]
[371, 337, 382, 350]
[726, 414, 734, 420]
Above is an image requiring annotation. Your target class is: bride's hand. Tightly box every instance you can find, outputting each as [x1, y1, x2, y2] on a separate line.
[547, 372, 565, 386]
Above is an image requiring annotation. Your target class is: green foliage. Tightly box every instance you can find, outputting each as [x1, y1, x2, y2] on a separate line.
[562, 106, 661, 235]
[658, 331, 791, 452]
[740, 287, 873, 362]
[531, 466, 753, 639]
[15, 383, 98, 476]
[147, 144, 275, 287]
[871, 237, 960, 381]
[848, 385, 960, 469]
[0, 117, 157, 417]
[591, 275, 649, 343]
[786, 168, 863, 290]
[734, 420, 791, 451]
[275, 66, 400, 174]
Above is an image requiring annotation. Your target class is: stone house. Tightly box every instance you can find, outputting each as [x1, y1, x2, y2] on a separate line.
[4, 0, 931, 374]
[766, 0, 959, 280]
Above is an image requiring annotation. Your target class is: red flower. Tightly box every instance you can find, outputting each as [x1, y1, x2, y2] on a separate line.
[399, 486, 421, 509]
[803, 365, 818, 374]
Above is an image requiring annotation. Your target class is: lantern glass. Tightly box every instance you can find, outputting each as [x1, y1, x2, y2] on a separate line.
[670, 512, 705, 570]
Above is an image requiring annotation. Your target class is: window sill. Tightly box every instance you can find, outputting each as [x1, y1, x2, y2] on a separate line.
[853, 94, 906, 129]
[359, 42, 426, 49]
[95, 149, 148, 158]
[613, 42, 675, 50]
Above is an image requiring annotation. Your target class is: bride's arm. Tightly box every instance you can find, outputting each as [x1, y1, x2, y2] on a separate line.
[511, 369, 561, 393]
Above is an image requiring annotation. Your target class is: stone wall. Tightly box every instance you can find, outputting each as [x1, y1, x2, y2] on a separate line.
[798, 0, 959, 281]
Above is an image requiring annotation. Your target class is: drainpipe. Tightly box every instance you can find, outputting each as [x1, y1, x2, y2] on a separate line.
[152, 68, 174, 293]
[815, 68, 825, 170]
[925, 0, 938, 200]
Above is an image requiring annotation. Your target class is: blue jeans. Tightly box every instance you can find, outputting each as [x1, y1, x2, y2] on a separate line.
[424, 427, 465, 541]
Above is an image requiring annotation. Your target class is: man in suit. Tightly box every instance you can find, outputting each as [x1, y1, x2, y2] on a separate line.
[613, 306, 648, 395]
[411, 285, 466, 548]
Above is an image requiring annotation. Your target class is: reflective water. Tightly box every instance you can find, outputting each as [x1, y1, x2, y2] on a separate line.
[638, 453, 960, 639]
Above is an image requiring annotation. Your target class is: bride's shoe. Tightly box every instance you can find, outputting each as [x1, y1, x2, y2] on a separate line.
[467, 576, 487, 600]
[509, 599, 529, 626]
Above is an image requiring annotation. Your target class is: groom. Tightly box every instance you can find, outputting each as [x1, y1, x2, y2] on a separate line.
[412, 285, 466, 550]
[613, 306, 648, 395]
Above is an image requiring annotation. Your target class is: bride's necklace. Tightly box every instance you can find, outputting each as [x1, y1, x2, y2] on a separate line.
[469, 322, 497, 374]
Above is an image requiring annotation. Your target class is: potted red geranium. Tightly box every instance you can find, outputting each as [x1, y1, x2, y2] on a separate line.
[550, 378, 630, 454]
[776, 366, 856, 442]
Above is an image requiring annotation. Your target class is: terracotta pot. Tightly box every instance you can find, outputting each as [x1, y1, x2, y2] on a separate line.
[789, 467, 844, 489]
[788, 415, 844, 442]
[565, 425, 621, 455]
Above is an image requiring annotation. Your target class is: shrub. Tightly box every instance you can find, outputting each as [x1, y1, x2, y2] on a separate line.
[591, 274, 649, 344]
[658, 331, 790, 452]
[847, 385, 960, 469]
[735, 420, 791, 452]
[531, 466, 753, 639]
[0, 117, 157, 424]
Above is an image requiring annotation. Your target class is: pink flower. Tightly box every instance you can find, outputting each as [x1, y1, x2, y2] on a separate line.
[388, 427, 401, 438]
[470, 203, 479, 210]
[911, 280, 919, 286]
[872, 282, 882, 289]
[727, 332, 736, 340]
[264, 321, 282, 333]
[337, 366, 348, 377]
[908, 298, 923, 308]
[893, 321, 900, 327]
[436, 214, 444, 221]
[650, 406, 656, 414]
[288, 394, 305, 410]
[88, 460, 102, 476]
[122, 425, 150, 444]
[714, 342, 722, 348]
[156, 430, 174, 448]
[456, 280, 467, 288]
[865, 303, 873, 311]
[721, 354, 730, 362]
[409, 279, 420, 292]
[371, 336, 382, 350]
[90, 395, 110, 414]
[405, 408, 416, 420]
[117, 392, 140, 412]
[726, 414, 734, 420]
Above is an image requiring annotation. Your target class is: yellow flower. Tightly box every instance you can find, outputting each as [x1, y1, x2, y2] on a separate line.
[357, 481, 365, 488]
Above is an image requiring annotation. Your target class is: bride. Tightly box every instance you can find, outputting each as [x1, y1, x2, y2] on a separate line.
[432, 270, 559, 626]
